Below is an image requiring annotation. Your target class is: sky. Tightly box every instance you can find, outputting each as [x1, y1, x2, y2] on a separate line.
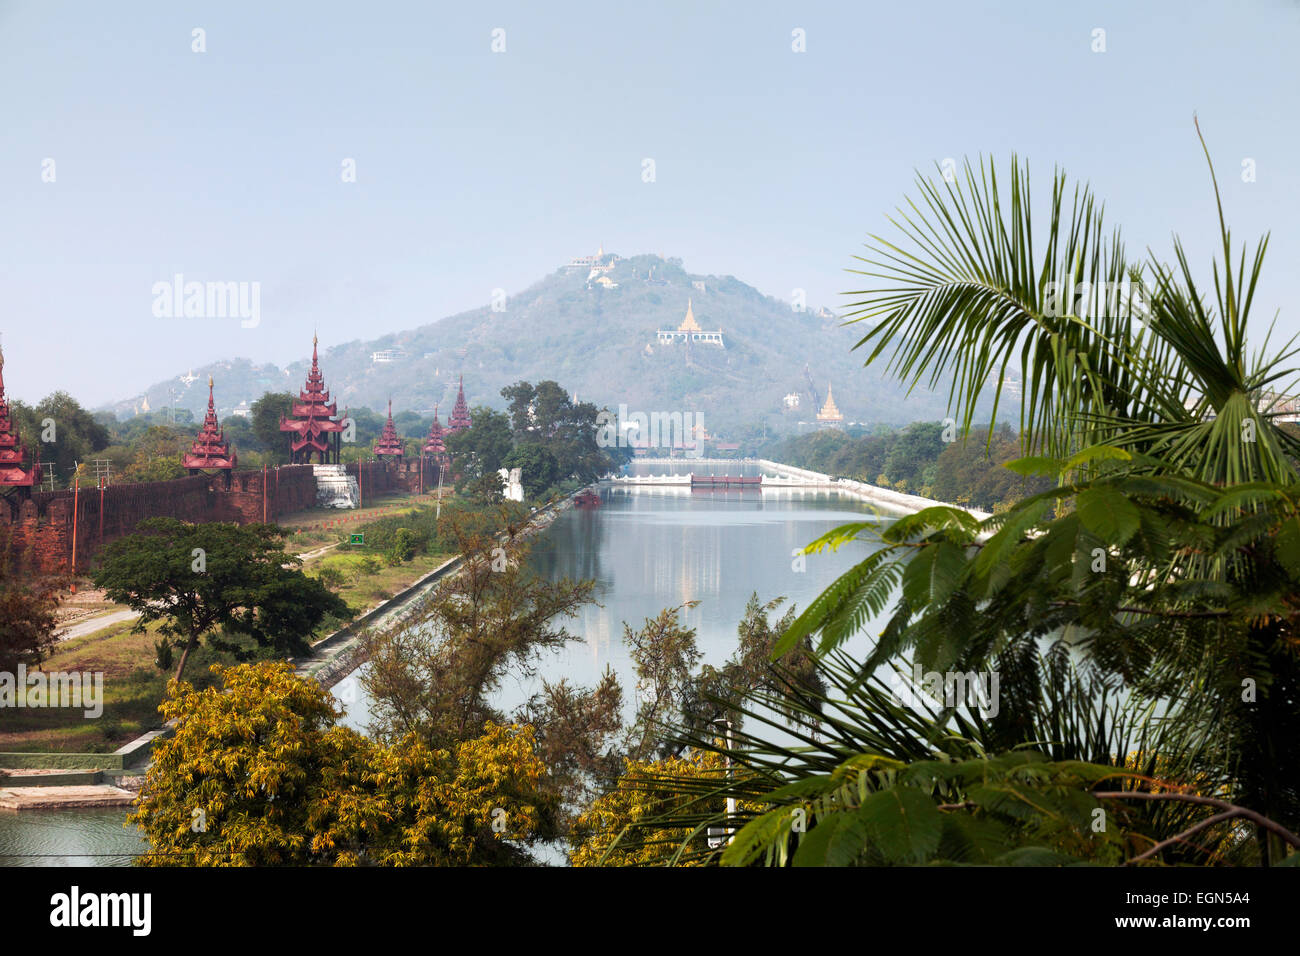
[2, 0, 1298, 406]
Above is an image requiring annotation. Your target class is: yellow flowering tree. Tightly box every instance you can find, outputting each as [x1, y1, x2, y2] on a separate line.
[569, 750, 732, 867]
[130, 661, 557, 866]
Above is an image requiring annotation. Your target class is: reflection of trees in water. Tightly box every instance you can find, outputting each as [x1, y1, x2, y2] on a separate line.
[528, 503, 609, 588]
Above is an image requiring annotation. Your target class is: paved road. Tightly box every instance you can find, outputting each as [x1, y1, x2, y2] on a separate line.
[54, 609, 142, 643]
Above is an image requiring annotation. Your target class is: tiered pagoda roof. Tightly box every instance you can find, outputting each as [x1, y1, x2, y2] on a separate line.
[0, 349, 41, 488]
[816, 383, 845, 424]
[678, 298, 703, 333]
[422, 403, 449, 460]
[182, 377, 237, 472]
[373, 399, 405, 458]
[279, 335, 346, 463]
[447, 375, 472, 433]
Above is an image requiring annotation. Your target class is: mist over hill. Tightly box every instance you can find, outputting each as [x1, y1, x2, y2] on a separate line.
[107, 253, 984, 438]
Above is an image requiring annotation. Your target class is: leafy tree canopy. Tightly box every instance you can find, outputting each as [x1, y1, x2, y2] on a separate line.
[92, 517, 352, 681]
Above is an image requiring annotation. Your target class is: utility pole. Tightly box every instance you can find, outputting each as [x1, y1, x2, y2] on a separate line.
[707, 718, 736, 849]
[70, 473, 79, 591]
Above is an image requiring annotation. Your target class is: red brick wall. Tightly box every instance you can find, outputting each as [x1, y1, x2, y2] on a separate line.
[348, 460, 427, 500]
[2, 465, 330, 575]
[216, 466, 317, 523]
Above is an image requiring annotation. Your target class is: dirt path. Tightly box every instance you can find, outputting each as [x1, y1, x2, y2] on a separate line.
[53, 536, 357, 644]
[53, 608, 142, 643]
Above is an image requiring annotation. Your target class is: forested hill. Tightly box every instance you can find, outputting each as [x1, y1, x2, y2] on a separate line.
[108, 253, 993, 437]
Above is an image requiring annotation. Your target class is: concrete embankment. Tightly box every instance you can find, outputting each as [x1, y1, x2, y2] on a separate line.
[755, 459, 992, 521]
[292, 491, 578, 689]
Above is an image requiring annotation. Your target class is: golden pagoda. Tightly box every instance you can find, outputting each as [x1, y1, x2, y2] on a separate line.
[816, 384, 845, 428]
[678, 298, 703, 333]
[656, 297, 724, 347]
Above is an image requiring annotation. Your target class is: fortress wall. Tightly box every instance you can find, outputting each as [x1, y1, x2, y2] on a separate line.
[4, 465, 327, 575]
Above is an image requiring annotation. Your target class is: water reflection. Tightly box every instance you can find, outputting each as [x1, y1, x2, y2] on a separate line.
[0, 807, 144, 867]
[336, 486, 890, 731]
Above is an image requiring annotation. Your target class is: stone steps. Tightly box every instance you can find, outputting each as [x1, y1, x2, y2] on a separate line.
[0, 768, 105, 787]
[0, 784, 135, 810]
[313, 464, 359, 509]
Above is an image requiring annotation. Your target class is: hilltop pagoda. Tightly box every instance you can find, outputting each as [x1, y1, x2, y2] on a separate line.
[816, 383, 845, 429]
[447, 375, 472, 433]
[373, 399, 405, 459]
[279, 335, 346, 464]
[0, 349, 41, 493]
[182, 376, 238, 480]
[656, 298, 724, 347]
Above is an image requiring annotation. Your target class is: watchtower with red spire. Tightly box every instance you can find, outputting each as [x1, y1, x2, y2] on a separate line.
[0, 348, 41, 493]
[373, 399, 404, 459]
[279, 335, 346, 464]
[182, 376, 238, 481]
[422, 402, 449, 464]
[447, 375, 472, 433]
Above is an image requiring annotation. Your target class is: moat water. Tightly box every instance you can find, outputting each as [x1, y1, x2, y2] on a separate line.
[0, 469, 887, 866]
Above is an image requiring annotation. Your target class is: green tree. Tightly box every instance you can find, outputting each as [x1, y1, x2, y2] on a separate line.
[358, 508, 621, 826]
[500, 380, 612, 482]
[359, 509, 597, 748]
[446, 406, 513, 488]
[0, 537, 65, 672]
[503, 442, 559, 499]
[10, 391, 110, 485]
[117, 424, 191, 482]
[881, 421, 944, 489]
[92, 518, 352, 681]
[341, 406, 383, 449]
[249, 392, 295, 463]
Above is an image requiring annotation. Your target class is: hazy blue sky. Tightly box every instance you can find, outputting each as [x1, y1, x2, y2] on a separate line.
[2, 0, 1298, 406]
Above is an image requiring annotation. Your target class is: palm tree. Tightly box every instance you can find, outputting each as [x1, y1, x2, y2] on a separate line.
[797, 121, 1300, 863]
[593, 124, 1300, 866]
[844, 119, 1300, 487]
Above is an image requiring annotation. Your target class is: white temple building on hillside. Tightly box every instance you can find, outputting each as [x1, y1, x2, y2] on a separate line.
[655, 298, 725, 347]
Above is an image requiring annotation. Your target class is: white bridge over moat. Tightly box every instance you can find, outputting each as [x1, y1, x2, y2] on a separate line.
[603, 458, 992, 521]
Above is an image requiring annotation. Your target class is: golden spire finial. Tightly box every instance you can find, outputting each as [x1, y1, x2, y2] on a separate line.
[678, 297, 702, 333]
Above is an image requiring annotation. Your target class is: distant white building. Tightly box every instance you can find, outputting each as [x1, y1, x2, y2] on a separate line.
[1259, 390, 1300, 423]
[371, 349, 408, 363]
[1181, 390, 1300, 423]
[783, 392, 801, 409]
[567, 243, 619, 274]
[230, 401, 252, 419]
